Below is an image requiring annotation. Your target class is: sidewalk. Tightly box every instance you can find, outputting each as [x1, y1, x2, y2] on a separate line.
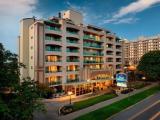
[59, 83, 157, 120]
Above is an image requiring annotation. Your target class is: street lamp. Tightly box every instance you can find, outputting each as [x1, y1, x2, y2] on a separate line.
[68, 91, 73, 105]
[142, 76, 146, 80]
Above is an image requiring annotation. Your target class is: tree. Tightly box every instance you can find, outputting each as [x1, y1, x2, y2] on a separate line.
[0, 43, 45, 120]
[137, 50, 160, 81]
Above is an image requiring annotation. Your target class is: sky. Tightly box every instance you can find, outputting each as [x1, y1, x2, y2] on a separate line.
[0, 0, 160, 53]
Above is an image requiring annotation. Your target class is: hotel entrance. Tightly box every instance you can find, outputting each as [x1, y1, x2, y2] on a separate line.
[64, 82, 93, 96]
[64, 80, 113, 96]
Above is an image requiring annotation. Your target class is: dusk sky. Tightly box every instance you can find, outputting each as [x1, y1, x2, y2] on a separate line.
[1, 0, 160, 52]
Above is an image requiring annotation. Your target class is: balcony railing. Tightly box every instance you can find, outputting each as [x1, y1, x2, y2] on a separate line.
[67, 49, 79, 53]
[83, 52, 104, 56]
[83, 43, 103, 49]
[45, 70, 62, 73]
[46, 59, 61, 62]
[66, 59, 79, 62]
[45, 37, 61, 41]
[67, 79, 79, 83]
[49, 80, 62, 85]
[83, 35, 103, 42]
[67, 69, 79, 72]
[107, 60, 113, 62]
[46, 26, 61, 32]
[84, 60, 103, 63]
[106, 53, 113, 55]
[67, 31, 78, 35]
[45, 48, 61, 52]
[67, 39, 78, 44]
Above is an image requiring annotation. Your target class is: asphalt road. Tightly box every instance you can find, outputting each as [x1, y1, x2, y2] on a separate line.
[109, 92, 160, 120]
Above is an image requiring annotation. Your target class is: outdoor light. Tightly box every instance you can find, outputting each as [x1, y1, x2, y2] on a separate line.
[142, 77, 146, 80]
[68, 91, 73, 104]
[68, 91, 72, 95]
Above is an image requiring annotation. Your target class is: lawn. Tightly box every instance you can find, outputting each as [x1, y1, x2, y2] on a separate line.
[75, 86, 160, 120]
[73, 93, 117, 111]
[130, 81, 149, 89]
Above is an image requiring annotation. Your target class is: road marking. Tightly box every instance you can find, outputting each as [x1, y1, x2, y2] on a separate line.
[129, 100, 160, 120]
[149, 111, 160, 120]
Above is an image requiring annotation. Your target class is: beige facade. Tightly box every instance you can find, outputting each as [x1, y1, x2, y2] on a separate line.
[19, 10, 123, 95]
[124, 36, 160, 66]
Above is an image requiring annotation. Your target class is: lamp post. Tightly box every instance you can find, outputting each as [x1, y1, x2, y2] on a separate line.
[68, 91, 72, 105]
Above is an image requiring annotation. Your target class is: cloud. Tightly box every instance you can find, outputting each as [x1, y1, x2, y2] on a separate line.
[104, 0, 160, 24]
[0, 0, 40, 52]
[113, 17, 139, 24]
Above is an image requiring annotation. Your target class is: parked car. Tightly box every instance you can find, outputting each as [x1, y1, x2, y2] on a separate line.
[121, 88, 133, 94]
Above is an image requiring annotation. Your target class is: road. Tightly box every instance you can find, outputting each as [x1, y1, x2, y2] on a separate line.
[109, 92, 160, 120]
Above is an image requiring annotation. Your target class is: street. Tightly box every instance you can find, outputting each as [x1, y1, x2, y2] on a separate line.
[109, 92, 160, 120]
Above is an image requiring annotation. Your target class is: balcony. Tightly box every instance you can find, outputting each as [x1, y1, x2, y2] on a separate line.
[83, 52, 104, 56]
[45, 48, 61, 52]
[45, 70, 62, 73]
[66, 29, 79, 38]
[67, 69, 79, 72]
[49, 80, 62, 86]
[45, 25, 61, 36]
[67, 39, 78, 44]
[45, 36, 61, 42]
[67, 78, 79, 83]
[66, 59, 79, 62]
[83, 35, 103, 42]
[83, 43, 103, 49]
[106, 53, 113, 55]
[83, 60, 103, 64]
[107, 59, 113, 62]
[67, 49, 79, 53]
[45, 20, 60, 25]
[67, 31, 78, 35]
[46, 26, 61, 32]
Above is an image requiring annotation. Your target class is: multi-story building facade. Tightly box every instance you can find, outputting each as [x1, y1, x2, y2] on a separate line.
[19, 10, 123, 96]
[124, 35, 160, 66]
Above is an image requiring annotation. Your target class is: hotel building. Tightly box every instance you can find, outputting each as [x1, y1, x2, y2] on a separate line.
[19, 10, 123, 96]
[124, 35, 160, 66]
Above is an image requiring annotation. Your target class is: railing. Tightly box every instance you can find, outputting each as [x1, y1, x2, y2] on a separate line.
[67, 79, 79, 83]
[107, 60, 113, 62]
[67, 39, 78, 44]
[67, 69, 79, 72]
[106, 53, 113, 55]
[83, 52, 104, 56]
[49, 80, 62, 85]
[83, 60, 103, 63]
[46, 60, 61, 62]
[66, 59, 79, 62]
[83, 35, 103, 42]
[45, 70, 62, 73]
[45, 48, 61, 52]
[67, 50, 79, 53]
[67, 31, 78, 35]
[45, 37, 61, 41]
[83, 44, 103, 48]
[46, 26, 61, 32]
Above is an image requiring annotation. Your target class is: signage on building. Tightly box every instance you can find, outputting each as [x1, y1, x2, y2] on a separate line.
[116, 73, 128, 87]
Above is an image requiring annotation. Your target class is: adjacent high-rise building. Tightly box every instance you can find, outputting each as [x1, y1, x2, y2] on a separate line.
[124, 35, 160, 66]
[19, 10, 123, 96]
